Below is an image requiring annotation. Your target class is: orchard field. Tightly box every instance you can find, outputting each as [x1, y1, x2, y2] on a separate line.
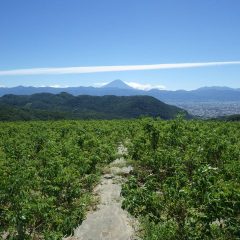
[0, 120, 124, 239]
[123, 118, 240, 239]
[0, 118, 240, 239]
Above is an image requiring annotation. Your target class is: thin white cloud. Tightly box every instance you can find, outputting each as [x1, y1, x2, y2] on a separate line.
[39, 84, 69, 88]
[0, 61, 240, 76]
[49, 84, 69, 88]
[126, 82, 166, 90]
[92, 82, 109, 87]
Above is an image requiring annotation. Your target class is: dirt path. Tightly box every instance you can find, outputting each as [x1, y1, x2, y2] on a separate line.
[66, 145, 138, 240]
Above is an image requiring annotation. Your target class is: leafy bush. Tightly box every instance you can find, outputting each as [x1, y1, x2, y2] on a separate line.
[0, 120, 120, 239]
[122, 118, 240, 239]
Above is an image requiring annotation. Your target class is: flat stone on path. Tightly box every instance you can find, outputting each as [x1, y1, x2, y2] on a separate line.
[103, 174, 114, 179]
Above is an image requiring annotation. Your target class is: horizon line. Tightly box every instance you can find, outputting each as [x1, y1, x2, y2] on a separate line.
[0, 61, 240, 76]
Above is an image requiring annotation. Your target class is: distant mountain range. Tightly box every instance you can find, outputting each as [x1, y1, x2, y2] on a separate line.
[0, 93, 189, 121]
[0, 80, 239, 103]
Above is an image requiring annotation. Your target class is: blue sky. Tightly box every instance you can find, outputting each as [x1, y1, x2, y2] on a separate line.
[0, 0, 239, 90]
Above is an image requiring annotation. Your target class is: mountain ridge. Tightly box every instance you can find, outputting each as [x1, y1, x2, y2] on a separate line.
[0, 80, 239, 102]
[0, 93, 189, 121]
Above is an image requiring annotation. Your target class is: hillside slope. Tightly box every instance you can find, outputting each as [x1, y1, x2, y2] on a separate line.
[0, 93, 189, 120]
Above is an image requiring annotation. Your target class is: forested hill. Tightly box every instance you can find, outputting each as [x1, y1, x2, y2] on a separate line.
[0, 93, 189, 121]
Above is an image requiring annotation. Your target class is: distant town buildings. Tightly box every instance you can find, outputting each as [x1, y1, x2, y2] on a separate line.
[173, 101, 240, 119]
